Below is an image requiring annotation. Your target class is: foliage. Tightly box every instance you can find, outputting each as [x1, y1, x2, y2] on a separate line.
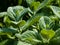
[0, 0, 60, 45]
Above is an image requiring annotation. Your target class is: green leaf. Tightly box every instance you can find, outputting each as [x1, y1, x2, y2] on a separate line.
[39, 16, 52, 29]
[0, 22, 4, 27]
[11, 20, 26, 27]
[4, 16, 11, 24]
[0, 40, 8, 45]
[55, 28, 60, 37]
[34, 0, 52, 14]
[7, 6, 25, 21]
[0, 12, 7, 18]
[7, 6, 32, 21]
[15, 30, 42, 44]
[30, 1, 40, 12]
[50, 6, 60, 18]
[41, 29, 55, 39]
[3, 16, 26, 27]
[7, 7, 16, 20]
[57, 0, 60, 6]
[0, 27, 18, 35]
[51, 36, 60, 43]
[26, 0, 52, 14]
[17, 20, 26, 27]
[51, 29, 60, 43]
[16, 8, 31, 21]
[17, 41, 32, 45]
[26, 0, 35, 5]
[41, 29, 55, 43]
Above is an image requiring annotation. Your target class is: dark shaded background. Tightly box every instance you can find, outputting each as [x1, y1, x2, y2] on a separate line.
[0, 0, 18, 12]
[0, 0, 27, 12]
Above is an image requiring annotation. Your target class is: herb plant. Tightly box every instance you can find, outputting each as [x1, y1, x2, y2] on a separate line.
[0, 0, 60, 45]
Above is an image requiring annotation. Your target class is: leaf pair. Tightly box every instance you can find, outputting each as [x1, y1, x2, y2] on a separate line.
[26, 0, 52, 14]
[7, 6, 31, 21]
[4, 16, 26, 28]
[39, 16, 53, 30]
[50, 5, 60, 19]
[15, 30, 42, 45]
[41, 29, 55, 43]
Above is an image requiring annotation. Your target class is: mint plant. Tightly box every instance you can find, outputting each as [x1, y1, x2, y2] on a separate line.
[0, 0, 60, 45]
